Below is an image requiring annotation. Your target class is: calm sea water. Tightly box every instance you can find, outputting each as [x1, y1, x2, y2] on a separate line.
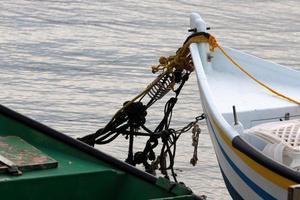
[0, 0, 299, 199]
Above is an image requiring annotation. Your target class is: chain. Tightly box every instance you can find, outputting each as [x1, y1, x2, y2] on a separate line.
[175, 113, 205, 137]
[148, 113, 206, 181]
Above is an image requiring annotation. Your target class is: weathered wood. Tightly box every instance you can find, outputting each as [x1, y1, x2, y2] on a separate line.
[0, 136, 57, 174]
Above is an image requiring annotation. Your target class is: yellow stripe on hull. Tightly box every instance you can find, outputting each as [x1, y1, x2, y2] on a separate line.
[208, 114, 298, 189]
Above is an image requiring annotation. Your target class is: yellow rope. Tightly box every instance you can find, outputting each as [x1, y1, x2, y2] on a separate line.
[216, 45, 300, 106]
[205, 34, 300, 106]
[114, 32, 299, 119]
[151, 34, 217, 74]
[102, 32, 299, 133]
[157, 32, 299, 106]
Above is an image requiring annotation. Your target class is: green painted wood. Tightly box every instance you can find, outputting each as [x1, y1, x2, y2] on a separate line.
[0, 111, 195, 200]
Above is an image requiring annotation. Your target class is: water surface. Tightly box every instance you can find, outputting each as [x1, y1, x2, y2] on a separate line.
[0, 0, 299, 199]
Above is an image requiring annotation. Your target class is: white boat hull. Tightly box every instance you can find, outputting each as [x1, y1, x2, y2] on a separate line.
[190, 13, 300, 200]
[206, 114, 287, 199]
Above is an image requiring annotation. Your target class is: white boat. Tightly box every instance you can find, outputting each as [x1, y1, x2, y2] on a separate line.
[189, 13, 300, 200]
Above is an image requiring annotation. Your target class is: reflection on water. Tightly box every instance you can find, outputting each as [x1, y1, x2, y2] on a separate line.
[0, 0, 299, 199]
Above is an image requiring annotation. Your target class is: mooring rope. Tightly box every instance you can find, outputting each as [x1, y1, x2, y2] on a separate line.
[217, 44, 300, 106]
[184, 32, 300, 106]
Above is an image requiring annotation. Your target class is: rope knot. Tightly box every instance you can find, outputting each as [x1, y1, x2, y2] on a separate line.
[159, 56, 168, 65]
[208, 35, 218, 51]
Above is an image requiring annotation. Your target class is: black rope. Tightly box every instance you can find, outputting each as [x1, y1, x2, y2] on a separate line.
[77, 69, 206, 182]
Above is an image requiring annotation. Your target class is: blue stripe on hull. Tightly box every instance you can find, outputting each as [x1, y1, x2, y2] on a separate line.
[207, 119, 276, 200]
[220, 167, 244, 200]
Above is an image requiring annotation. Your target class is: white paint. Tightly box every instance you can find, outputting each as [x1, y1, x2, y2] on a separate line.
[190, 13, 300, 199]
[208, 120, 287, 200]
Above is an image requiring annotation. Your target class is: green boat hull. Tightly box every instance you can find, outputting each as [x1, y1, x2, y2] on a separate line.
[0, 105, 198, 200]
